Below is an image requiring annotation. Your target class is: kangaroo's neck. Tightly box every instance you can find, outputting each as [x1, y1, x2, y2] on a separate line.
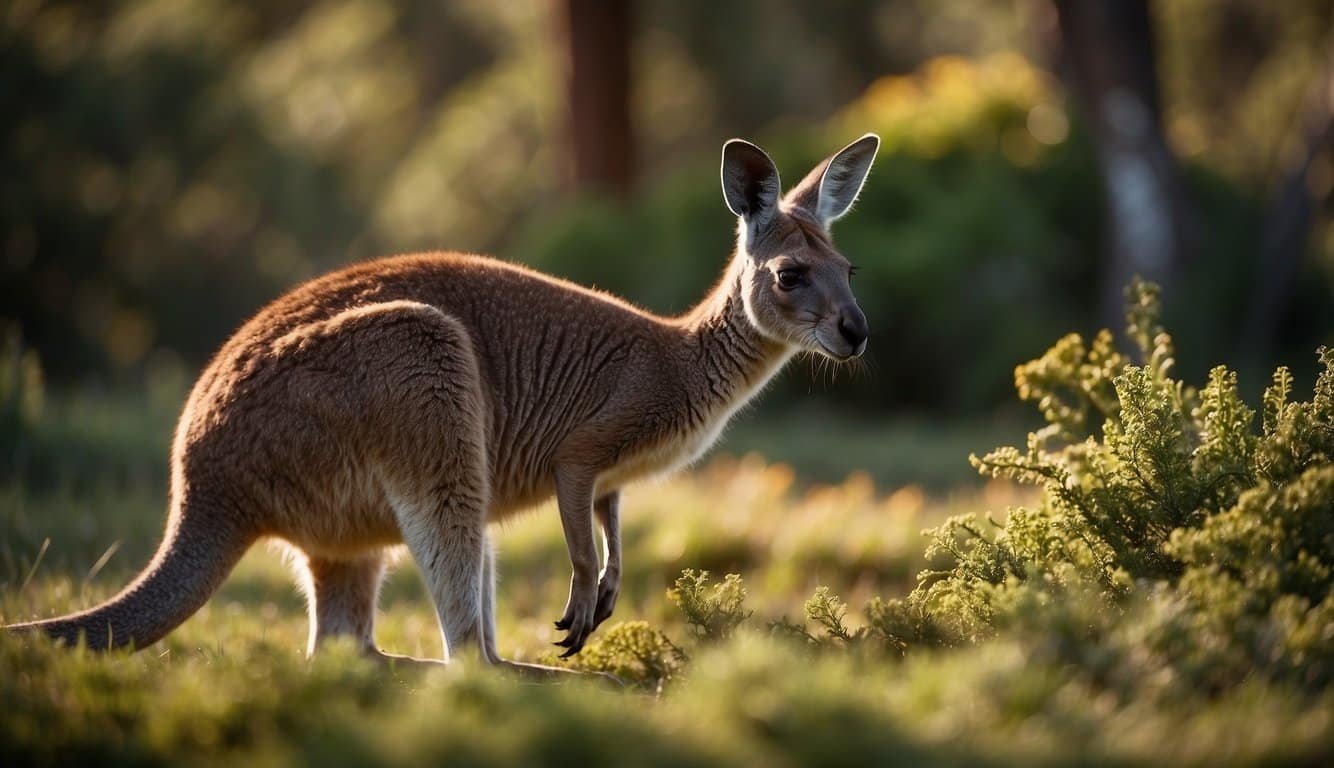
[676, 256, 792, 419]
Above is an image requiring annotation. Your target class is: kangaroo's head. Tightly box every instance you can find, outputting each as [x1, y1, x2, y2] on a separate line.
[720, 134, 879, 361]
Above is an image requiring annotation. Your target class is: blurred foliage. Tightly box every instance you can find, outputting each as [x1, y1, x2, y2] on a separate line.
[1159, 0, 1333, 181]
[3, 0, 1329, 417]
[1, 0, 554, 381]
[1, 326, 45, 438]
[4, 621, 1331, 766]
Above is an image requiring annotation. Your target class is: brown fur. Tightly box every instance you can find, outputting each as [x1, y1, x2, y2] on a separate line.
[6, 135, 880, 675]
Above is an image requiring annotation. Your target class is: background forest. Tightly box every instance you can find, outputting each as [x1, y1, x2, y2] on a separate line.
[2, 1, 1333, 766]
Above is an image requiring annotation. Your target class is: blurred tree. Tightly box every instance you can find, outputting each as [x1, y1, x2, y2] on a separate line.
[1051, 0, 1192, 336]
[560, 0, 635, 197]
[1132, 0, 1333, 374]
[1239, 62, 1332, 375]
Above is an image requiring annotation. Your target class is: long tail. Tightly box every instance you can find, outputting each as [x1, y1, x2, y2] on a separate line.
[5, 512, 253, 651]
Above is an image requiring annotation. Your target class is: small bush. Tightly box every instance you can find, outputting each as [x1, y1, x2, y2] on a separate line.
[544, 621, 686, 692]
[907, 279, 1333, 692]
[667, 570, 751, 642]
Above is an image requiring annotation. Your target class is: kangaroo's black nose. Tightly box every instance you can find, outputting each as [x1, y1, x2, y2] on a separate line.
[838, 309, 869, 353]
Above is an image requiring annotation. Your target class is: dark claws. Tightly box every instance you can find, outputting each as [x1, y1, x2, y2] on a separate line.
[554, 624, 590, 656]
[554, 618, 571, 630]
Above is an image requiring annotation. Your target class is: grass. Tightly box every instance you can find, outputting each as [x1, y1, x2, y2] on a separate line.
[2, 389, 1332, 766]
[723, 404, 1030, 490]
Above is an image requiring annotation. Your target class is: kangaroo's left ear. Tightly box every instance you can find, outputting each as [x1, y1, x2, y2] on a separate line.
[784, 133, 880, 227]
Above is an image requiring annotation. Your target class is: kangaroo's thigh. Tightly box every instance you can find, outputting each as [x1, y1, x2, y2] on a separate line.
[329, 301, 490, 494]
[236, 301, 489, 546]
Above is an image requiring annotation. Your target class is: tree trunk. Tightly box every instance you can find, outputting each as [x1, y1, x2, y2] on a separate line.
[559, 0, 635, 198]
[1239, 70, 1333, 372]
[1054, 0, 1191, 338]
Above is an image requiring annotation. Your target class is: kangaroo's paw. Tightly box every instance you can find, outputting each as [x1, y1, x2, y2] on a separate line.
[591, 570, 620, 631]
[553, 577, 598, 657]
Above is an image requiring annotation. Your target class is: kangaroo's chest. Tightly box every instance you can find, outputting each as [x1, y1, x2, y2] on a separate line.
[486, 407, 724, 518]
[486, 343, 791, 514]
[594, 416, 729, 495]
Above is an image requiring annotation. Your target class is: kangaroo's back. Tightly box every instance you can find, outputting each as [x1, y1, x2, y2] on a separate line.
[191, 252, 685, 516]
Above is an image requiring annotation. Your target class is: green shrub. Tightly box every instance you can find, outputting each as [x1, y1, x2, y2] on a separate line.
[902, 279, 1333, 692]
[667, 570, 752, 642]
[543, 621, 686, 692]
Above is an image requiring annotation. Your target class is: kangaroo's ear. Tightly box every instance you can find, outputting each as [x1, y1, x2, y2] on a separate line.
[785, 133, 880, 227]
[721, 139, 781, 242]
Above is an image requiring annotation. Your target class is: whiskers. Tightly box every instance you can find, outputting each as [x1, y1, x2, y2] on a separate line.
[809, 351, 840, 387]
[796, 323, 872, 389]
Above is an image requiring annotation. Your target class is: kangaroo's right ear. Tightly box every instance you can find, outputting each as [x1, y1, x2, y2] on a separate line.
[721, 139, 781, 244]
[784, 133, 880, 227]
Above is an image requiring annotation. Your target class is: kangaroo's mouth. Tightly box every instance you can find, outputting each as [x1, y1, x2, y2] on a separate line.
[813, 330, 866, 362]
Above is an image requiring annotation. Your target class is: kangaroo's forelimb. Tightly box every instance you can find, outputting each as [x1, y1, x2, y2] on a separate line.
[592, 492, 621, 631]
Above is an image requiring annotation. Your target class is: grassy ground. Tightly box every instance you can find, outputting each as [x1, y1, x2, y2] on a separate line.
[723, 405, 1030, 490]
[2, 390, 1331, 766]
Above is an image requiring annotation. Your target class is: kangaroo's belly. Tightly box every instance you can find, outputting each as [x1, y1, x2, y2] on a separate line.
[261, 462, 405, 558]
[487, 479, 558, 522]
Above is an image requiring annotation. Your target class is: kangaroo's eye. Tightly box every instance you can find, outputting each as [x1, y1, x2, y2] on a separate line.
[776, 268, 804, 290]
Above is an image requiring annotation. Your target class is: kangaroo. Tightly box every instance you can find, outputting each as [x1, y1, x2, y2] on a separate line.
[5, 134, 879, 675]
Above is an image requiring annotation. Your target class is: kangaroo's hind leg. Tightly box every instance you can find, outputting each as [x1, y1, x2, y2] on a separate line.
[357, 303, 493, 664]
[300, 552, 385, 657]
[393, 487, 490, 665]
[478, 534, 546, 670]
[279, 299, 492, 665]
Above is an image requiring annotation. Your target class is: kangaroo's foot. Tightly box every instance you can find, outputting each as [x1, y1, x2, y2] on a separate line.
[363, 647, 448, 669]
[493, 658, 623, 688]
[359, 648, 621, 688]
